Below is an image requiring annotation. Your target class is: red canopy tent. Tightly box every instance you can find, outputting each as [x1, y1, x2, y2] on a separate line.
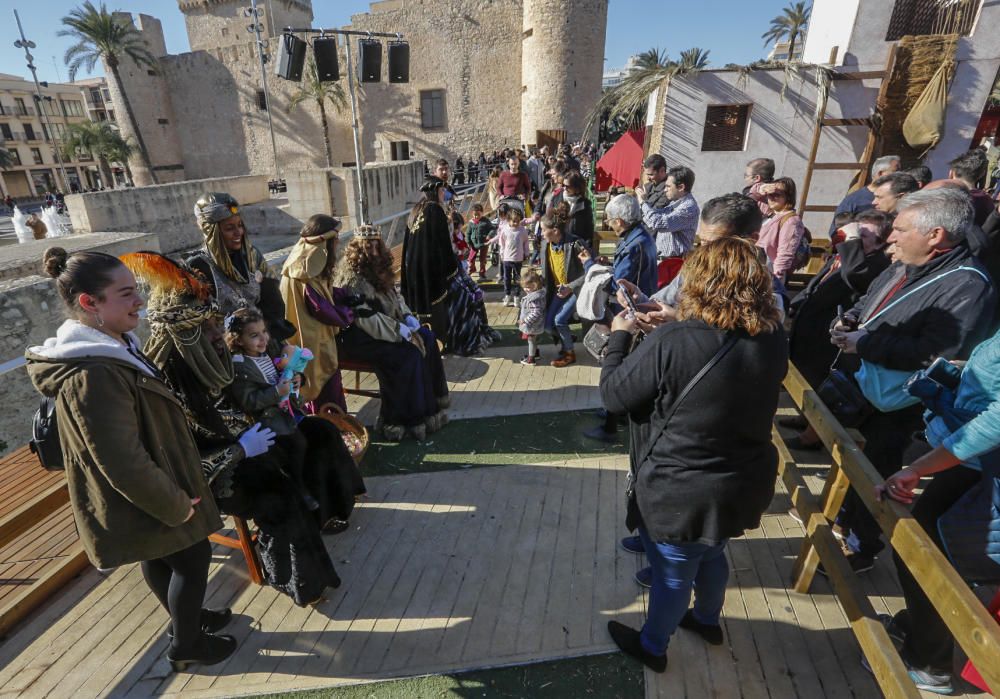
[595, 129, 645, 192]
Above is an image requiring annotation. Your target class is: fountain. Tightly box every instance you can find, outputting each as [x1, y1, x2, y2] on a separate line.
[11, 206, 33, 244]
[39, 206, 73, 238]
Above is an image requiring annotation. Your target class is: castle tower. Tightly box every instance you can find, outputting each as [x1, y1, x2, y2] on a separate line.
[520, 0, 609, 147]
[177, 0, 313, 52]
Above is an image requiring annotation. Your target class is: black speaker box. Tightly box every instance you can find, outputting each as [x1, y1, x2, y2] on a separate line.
[276, 33, 306, 81]
[313, 37, 340, 81]
[388, 42, 410, 83]
[359, 39, 382, 83]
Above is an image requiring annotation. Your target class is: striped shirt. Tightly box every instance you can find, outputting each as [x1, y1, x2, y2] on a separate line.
[642, 193, 700, 259]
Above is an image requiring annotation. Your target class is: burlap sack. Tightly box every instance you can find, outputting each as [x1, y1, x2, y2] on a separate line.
[903, 60, 953, 151]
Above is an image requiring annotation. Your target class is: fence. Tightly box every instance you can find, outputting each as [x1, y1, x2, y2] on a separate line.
[777, 362, 1000, 698]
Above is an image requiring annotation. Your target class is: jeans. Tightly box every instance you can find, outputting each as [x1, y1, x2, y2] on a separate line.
[637, 526, 729, 656]
[544, 293, 576, 351]
[501, 261, 523, 297]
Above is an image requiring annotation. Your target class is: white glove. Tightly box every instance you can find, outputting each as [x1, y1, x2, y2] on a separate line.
[399, 323, 412, 341]
[238, 423, 276, 458]
[404, 315, 421, 331]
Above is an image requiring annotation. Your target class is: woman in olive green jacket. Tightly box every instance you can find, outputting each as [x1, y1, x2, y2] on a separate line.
[26, 248, 271, 671]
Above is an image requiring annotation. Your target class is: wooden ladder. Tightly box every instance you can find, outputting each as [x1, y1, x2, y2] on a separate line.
[799, 45, 899, 222]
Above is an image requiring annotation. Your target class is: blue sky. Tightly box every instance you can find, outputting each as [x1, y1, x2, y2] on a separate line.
[0, 0, 799, 83]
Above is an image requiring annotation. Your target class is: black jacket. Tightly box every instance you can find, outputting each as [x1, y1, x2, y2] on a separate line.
[788, 239, 890, 386]
[601, 321, 788, 545]
[565, 197, 595, 249]
[849, 244, 996, 371]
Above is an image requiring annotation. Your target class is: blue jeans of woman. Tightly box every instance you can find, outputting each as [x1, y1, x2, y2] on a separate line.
[544, 293, 576, 351]
[637, 526, 729, 656]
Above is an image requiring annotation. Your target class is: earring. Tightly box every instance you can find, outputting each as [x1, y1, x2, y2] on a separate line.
[96, 313, 105, 327]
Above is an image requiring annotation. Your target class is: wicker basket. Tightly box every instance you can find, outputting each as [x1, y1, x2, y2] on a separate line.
[317, 403, 369, 466]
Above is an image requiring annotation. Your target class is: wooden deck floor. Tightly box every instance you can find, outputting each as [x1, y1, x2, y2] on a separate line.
[0, 298, 992, 699]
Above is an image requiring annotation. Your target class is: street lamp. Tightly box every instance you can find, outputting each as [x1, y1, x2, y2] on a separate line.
[13, 9, 69, 194]
[243, 0, 281, 183]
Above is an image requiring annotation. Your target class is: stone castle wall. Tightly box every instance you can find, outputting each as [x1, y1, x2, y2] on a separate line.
[345, 0, 525, 163]
[179, 0, 313, 52]
[520, 0, 608, 144]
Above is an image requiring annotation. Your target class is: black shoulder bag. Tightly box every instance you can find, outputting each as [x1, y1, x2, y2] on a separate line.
[30, 396, 64, 471]
[626, 334, 738, 502]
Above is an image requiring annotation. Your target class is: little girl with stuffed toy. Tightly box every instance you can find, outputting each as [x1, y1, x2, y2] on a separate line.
[224, 308, 318, 510]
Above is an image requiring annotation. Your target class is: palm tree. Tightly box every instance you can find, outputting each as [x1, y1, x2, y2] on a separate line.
[584, 47, 710, 141]
[61, 120, 130, 189]
[287, 57, 348, 168]
[59, 2, 158, 185]
[762, 1, 811, 63]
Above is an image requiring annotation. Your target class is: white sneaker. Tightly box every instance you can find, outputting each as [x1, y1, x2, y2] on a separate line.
[502, 295, 511, 305]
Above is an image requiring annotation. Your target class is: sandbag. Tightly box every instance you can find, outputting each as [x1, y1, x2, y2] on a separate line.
[903, 59, 953, 151]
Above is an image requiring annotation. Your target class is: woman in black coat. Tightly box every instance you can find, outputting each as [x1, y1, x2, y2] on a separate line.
[601, 238, 788, 673]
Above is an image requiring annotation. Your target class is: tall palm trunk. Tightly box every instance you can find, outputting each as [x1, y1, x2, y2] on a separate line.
[97, 153, 114, 189]
[107, 57, 156, 186]
[787, 35, 797, 62]
[318, 99, 333, 168]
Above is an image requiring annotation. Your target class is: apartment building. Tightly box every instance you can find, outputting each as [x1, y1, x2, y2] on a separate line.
[0, 72, 102, 198]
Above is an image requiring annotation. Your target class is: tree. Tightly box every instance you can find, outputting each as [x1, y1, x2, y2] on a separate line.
[287, 57, 348, 169]
[584, 47, 710, 141]
[60, 2, 158, 185]
[762, 1, 811, 63]
[62, 120, 131, 189]
[0, 148, 15, 170]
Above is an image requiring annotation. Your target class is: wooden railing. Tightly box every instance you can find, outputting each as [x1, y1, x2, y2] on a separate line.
[776, 363, 1000, 698]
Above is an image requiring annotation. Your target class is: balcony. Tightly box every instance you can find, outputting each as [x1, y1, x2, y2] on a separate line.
[0, 132, 26, 143]
[12, 105, 35, 116]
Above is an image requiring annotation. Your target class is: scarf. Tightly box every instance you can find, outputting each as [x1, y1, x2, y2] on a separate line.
[145, 300, 235, 396]
[644, 179, 670, 210]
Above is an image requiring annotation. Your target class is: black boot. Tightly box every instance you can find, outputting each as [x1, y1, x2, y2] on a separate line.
[607, 620, 667, 673]
[678, 610, 724, 645]
[168, 632, 238, 672]
[168, 607, 233, 640]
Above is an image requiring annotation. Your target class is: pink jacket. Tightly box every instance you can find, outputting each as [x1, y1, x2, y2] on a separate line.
[488, 221, 531, 263]
[756, 210, 804, 280]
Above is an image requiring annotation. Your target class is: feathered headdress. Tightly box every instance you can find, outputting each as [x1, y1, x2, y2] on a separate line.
[120, 251, 212, 304]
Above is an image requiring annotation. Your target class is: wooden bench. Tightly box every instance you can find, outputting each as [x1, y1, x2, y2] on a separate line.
[208, 517, 263, 586]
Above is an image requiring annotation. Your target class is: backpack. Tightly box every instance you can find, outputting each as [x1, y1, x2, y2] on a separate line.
[29, 397, 64, 471]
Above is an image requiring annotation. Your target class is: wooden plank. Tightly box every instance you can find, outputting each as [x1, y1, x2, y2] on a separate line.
[785, 362, 1000, 691]
[0, 480, 69, 550]
[812, 163, 866, 171]
[821, 117, 872, 127]
[832, 70, 887, 80]
[0, 545, 89, 638]
[802, 205, 839, 213]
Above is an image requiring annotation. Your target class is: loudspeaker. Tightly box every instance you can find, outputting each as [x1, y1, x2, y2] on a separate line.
[275, 33, 306, 81]
[313, 37, 340, 81]
[359, 39, 382, 83]
[388, 42, 410, 83]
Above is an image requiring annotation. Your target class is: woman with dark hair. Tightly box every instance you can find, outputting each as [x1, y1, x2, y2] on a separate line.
[188, 192, 295, 350]
[756, 176, 806, 282]
[334, 227, 450, 441]
[27, 247, 238, 671]
[122, 251, 356, 607]
[401, 176, 499, 355]
[602, 238, 788, 674]
[280, 214, 354, 413]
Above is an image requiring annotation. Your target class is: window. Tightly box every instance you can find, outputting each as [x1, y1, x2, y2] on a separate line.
[256, 90, 267, 111]
[886, 0, 981, 40]
[14, 98, 27, 115]
[31, 147, 43, 164]
[157, 118, 169, 124]
[23, 124, 36, 141]
[60, 99, 83, 117]
[6, 148, 21, 165]
[419, 89, 446, 130]
[701, 104, 752, 152]
[41, 99, 57, 117]
[390, 140, 410, 161]
[0, 123, 12, 140]
[89, 87, 104, 106]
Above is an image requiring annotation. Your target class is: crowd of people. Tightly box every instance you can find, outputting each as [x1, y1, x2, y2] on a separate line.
[23, 135, 1000, 693]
